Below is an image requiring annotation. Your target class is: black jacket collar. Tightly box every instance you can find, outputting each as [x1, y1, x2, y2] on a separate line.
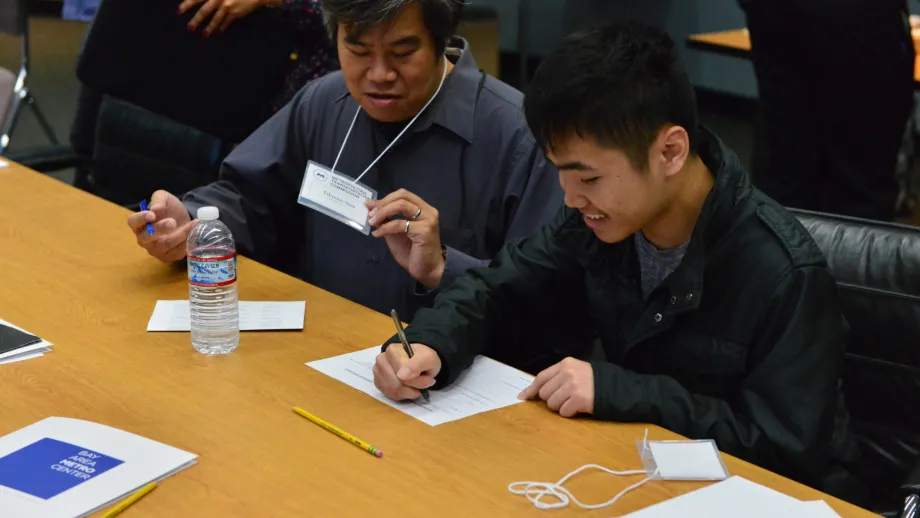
[586, 125, 755, 314]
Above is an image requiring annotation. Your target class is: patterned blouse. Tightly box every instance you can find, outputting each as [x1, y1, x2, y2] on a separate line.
[270, 0, 340, 113]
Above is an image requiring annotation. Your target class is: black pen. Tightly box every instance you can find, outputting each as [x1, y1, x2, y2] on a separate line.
[390, 309, 430, 403]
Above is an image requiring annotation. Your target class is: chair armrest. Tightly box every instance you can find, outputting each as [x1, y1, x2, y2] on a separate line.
[899, 460, 920, 518]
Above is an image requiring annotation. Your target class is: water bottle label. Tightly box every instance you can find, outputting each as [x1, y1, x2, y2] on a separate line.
[188, 253, 237, 287]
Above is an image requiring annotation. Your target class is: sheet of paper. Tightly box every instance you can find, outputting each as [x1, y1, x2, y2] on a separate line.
[0, 319, 52, 367]
[146, 300, 306, 332]
[307, 346, 534, 426]
[799, 500, 842, 517]
[621, 476, 826, 518]
[0, 343, 51, 361]
[0, 417, 197, 518]
[0, 351, 46, 365]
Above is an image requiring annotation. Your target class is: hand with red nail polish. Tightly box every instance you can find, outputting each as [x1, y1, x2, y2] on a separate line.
[177, 0, 264, 36]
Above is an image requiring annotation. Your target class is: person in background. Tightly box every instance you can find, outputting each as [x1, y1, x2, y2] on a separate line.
[69, 0, 338, 188]
[372, 22, 867, 505]
[178, 0, 339, 113]
[739, 0, 915, 221]
[125, 0, 561, 320]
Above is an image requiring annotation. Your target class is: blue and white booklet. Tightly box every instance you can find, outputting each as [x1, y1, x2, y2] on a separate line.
[0, 417, 197, 518]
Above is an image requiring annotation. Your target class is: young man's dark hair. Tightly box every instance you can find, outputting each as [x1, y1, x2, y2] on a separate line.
[322, 0, 463, 56]
[525, 22, 699, 170]
[371, 21, 869, 507]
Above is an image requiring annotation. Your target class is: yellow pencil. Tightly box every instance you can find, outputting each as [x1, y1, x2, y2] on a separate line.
[293, 406, 383, 458]
[101, 482, 157, 518]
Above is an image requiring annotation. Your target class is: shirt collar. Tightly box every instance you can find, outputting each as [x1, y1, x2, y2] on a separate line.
[654, 125, 752, 313]
[333, 37, 481, 144]
[411, 37, 481, 143]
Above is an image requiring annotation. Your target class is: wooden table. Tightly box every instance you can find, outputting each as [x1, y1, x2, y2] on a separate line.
[688, 26, 920, 87]
[0, 162, 879, 517]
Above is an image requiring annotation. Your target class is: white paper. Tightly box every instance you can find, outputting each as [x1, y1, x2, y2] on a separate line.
[0, 159, 8, 168]
[146, 300, 305, 332]
[0, 417, 197, 518]
[0, 318, 52, 366]
[622, 476, 833, 518]
[307, 347, 534, 426]
[0, 351, 46, 365]
[799, 500, 842, 517]
[647, 441, 729, 480]
[0, 343, 51, 361]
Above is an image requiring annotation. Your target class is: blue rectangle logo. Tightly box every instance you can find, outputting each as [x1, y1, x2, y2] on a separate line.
[0, 438, 124, 499]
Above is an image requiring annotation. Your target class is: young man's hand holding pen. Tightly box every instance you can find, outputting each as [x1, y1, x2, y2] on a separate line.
[374, 343, 441, 402]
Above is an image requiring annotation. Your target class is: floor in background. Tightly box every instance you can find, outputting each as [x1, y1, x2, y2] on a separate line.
[3, 16, 918, 225]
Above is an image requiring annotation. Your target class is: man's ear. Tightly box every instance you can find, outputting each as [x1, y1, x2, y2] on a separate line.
[658, 126, 691, 177]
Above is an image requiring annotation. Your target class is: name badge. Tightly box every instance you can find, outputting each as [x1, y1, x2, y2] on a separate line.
[297, 161, 377, 235]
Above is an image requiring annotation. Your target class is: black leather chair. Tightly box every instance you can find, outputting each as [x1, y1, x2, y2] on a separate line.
[793, 209, 920, 517]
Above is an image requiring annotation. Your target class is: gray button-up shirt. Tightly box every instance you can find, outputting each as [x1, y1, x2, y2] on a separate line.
[183, 38, 562, 319]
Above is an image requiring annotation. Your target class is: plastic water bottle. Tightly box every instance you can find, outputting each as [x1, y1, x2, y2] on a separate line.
[186, 206, 239, 355]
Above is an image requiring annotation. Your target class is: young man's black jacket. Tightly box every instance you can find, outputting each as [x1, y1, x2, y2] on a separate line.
[403, 127, 863, 500]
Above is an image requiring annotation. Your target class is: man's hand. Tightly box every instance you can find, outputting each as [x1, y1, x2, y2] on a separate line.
[366, 189, 446, 289]
[126, 190, 196, 263]
[374, 343, 442, 401]
[518, 357, 595, 418]
[178, 0, 264, 37]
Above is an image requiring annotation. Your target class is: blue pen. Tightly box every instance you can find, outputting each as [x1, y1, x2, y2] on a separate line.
[139, 200, 155, 236]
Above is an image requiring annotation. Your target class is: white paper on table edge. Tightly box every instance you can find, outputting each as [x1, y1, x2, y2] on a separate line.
[798, 500, 843, 517]
[0, 343, 51, 360]
[0, 351, 46, 365]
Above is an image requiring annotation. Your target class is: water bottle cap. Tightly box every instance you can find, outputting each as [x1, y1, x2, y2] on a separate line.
[197, 206, 219, 221]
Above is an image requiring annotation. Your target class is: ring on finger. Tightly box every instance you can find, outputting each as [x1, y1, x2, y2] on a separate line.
[404, 220, 411, 233]
[412, 208, 422, 220]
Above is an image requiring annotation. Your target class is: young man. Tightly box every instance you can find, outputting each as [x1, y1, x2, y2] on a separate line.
[125, 0, 561, 319]
[373, 22, 864, 502]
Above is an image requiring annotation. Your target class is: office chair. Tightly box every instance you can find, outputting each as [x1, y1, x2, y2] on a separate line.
[0, 0, 59, 154]
[793, 210, 920, 517]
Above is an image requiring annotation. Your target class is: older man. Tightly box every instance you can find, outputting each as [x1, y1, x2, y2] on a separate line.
[126, 0, 561, 318]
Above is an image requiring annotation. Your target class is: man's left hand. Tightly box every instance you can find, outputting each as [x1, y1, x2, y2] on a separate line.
[518, 357, 595, 418]
[366, 189, 445, 289]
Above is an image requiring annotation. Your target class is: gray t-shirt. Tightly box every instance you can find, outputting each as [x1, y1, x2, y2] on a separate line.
[634, 231, 689, 299]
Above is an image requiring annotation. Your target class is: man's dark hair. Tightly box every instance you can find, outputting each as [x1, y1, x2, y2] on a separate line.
[322, 0, 464, 57]
[525, 22, 699, 170]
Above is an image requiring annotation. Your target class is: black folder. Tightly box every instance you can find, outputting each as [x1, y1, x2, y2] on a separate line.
[0, 324, 41, 356]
